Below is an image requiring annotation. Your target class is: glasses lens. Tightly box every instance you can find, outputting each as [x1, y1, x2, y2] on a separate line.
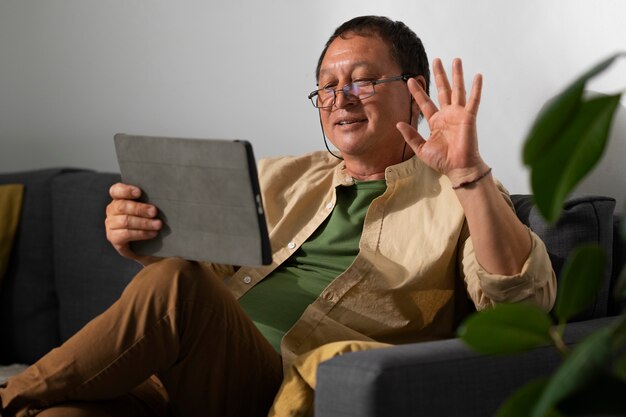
[316, 89, 335, 108]
[309, 81, 378, 108]
[350, 81, 374, 100]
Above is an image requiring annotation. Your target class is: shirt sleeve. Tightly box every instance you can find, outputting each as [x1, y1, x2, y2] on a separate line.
[458, 184, 557, 312]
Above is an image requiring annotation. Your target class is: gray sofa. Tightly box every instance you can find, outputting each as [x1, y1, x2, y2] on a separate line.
[1, 168, 624, 416]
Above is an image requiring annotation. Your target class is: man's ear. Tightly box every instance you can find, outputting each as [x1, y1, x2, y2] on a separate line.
[415, 75, 427, 92]
[412, 75, 427, 126]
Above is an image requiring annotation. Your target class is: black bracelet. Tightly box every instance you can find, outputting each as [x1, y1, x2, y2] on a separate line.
[451, 167, 492, 190]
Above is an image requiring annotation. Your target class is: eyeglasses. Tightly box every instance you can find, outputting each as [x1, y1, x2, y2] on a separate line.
[308, 74, 416, 109]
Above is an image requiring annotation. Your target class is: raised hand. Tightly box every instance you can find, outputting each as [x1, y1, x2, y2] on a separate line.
[397, 58, 489, 186]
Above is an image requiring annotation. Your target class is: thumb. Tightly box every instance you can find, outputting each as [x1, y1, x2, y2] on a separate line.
[396, 122, 426, 156]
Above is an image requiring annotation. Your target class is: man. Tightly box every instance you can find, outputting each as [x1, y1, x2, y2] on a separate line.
[0, 15, 556, 417]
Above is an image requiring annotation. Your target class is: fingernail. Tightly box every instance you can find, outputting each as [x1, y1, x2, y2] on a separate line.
[131, 188, 141, 198]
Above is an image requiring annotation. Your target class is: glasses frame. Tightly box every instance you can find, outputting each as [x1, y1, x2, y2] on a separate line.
[308, 74, 417, 109]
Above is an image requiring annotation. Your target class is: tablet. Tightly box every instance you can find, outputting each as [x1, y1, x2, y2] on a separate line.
[114, 134, 272, 266]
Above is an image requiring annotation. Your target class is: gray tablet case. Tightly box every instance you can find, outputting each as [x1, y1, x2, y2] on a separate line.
[114, 134, 272, 266]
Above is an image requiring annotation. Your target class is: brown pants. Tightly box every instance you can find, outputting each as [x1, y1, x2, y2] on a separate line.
[0, 258, 283, 417]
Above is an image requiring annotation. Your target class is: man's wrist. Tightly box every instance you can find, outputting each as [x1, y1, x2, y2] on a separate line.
[451, 167, 492, 190]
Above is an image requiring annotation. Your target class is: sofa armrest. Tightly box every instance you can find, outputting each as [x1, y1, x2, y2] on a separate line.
[314, 316, 616, 417]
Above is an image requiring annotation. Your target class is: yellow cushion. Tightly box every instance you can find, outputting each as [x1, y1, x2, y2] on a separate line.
[0, 184, 24, 283]
[269, 340, 391, 416]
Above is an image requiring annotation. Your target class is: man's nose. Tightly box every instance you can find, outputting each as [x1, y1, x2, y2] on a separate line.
[334, 91, 356, 109]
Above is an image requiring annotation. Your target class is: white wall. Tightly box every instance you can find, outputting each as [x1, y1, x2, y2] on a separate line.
[1, 0, 625, 207]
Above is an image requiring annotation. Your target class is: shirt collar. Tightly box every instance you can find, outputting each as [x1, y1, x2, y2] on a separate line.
[332, 155, 429, 186]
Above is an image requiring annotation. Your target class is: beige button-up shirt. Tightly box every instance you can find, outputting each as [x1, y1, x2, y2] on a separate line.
[220, 151, 556, 367]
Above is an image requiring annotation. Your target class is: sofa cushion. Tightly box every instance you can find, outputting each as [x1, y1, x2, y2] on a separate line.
[511, 194, 616, 320]
[52, 171, 141, 341]
[0, 184, 24, 283]
[0, 169, 78, 364]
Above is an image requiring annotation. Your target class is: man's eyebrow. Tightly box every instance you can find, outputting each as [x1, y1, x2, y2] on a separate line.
[318, 61, 374, 78]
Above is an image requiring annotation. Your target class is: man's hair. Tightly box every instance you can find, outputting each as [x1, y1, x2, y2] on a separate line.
[315, 15, 430, 95]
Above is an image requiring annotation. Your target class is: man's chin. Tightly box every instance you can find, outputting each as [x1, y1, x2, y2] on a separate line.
[329, 132, 369, 149]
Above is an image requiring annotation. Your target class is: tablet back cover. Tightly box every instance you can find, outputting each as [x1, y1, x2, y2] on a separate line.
[114, 134, 272, 266]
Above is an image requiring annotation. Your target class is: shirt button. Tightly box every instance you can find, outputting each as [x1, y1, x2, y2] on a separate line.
[323, 292, 337, 302]
[325, 202, 334, 210]
[287, 242, 296, 249]
[242, 276, 252, 284]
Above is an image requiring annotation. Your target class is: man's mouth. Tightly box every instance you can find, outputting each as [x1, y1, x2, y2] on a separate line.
[336, 119, 367, 126]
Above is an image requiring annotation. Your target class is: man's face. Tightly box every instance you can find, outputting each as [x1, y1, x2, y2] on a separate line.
[317, 33, 417, 163]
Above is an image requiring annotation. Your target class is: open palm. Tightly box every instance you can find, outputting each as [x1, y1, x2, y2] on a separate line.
[398, 58, 488, 184]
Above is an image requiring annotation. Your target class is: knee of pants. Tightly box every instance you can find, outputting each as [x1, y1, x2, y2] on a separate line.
[129, 258, 202, 298]
[126, 257, 227, 309]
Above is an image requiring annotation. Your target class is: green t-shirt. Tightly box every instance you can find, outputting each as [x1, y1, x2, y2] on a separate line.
[238, 180, 387, 352]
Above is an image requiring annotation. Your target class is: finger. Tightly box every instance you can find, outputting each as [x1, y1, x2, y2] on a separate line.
[466, 73, 483, 115]
[451, 58, 466, 106]
[107, 214, 162, 232]
[107, 199, 158, 218]
[109, 182, 142, 200]
[407, 78, 438, 121]
[106, 229, 159, 260]
[108, 228, 159, 244]
[396, 121, 427, 156]
[433, 58, 451, 107]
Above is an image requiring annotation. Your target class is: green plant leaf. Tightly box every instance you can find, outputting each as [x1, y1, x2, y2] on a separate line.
[529, 93, 622, 222]
[522, 52, 625, 223]
[458, 303, 552, 355]
[522, 80, 585, 166]
[556, 371, 626, 415]
[531, 326, 614, 417]
[612, 315, 626, 355]
[523, 53, 622, 166]
[553, 244, 606, 323]
[615, 351, 626, 384]
[496, 378, 563, 417]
